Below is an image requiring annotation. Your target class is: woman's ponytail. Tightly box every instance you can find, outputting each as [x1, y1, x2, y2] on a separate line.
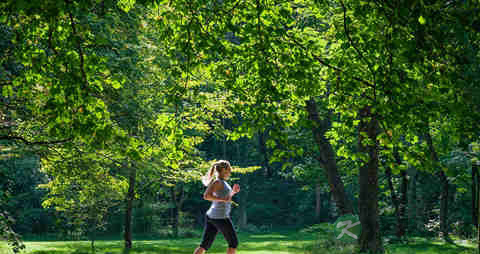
[202, 164, 216, 186]
[201, 160, 230, 187]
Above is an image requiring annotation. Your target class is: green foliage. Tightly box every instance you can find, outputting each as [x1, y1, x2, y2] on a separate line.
[0, 144, 49, 251]
[0, 211, 25, 253]
[38, 148, 128, 242]
[1, 0, 480, 250]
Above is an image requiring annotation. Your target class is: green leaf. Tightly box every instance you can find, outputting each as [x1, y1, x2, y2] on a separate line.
[117, 0, 135, 12]
[391, 166, 400, 175]
[111, 80, 122, 89]
[418, 16, 426, 25]
[2, 85, 12, 97]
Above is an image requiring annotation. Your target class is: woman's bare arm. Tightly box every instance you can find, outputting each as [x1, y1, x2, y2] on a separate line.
[203, 180, 230, 202]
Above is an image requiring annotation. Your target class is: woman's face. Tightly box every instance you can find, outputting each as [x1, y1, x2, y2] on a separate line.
[220, 166, 232, 180]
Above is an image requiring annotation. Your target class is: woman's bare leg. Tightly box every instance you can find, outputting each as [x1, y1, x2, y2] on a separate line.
[227, 247, 236, 254]
[194, 247, 206, 254]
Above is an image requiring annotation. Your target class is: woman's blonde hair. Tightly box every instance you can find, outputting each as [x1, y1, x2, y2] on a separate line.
[201, 160, 231, 186]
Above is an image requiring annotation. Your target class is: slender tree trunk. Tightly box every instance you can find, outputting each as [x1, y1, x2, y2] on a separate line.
[439, 171, 449, 239]
[222, 118, 227, 159]
[407, 167, 418, 233]
[476, 164, 480, 251]
[416, 175, 426, 232]
[397, 169, 408, 237]
[329, 192, 338, 219]
[170, 184, 185, 238]
[258, 131, 272, 177]
[238, 188, 248, 229]
[393, 150, 408, 237]
[171, 187, 179, 238]
[384, 163, 408, 237]
[305, 98, 353, 215]
[315, 181, 322, 221]
[385, 166, 399, 216]
[358, 107, 383, 253]
[425, 132, 450, 240]
[124, 167, 136, 249]
[235, 141, 248, 229]
[473, 165, 478, 228]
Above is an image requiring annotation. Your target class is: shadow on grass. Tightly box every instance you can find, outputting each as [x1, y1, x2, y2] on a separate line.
[23, 232, 309, 254]
[17, 232, 479, 254]
[386, 238, 476, 254]
[298, 233, 478, 254]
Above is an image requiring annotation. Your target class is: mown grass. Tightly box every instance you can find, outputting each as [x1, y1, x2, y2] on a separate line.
[1, 230, 478, 254]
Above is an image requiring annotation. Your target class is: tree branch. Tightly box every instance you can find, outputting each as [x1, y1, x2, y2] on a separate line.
[0, 135, 73, 145]
[339, 0, 376, 80]
[66, 2, 89, 92]
[285, 33, 375, 89]
[48, 24, 59, 56]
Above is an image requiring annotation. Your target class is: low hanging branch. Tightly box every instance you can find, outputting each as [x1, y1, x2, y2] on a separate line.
[284, 33, 376, 96]
[339, 0, 375, 78]
[339, 0, 379, 102]
[0, 135, 73, 145]
[66, 1, 90, 92]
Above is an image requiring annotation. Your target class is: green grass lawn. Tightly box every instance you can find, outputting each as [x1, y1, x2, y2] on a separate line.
[1, 230, 478, 254]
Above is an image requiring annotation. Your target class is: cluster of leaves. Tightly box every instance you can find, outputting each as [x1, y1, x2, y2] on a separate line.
[0, 211, 25, 253]
[39, 147, 128, 240]
[1, 0, 216, 248]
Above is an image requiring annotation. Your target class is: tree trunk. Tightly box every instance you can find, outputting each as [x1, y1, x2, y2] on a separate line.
[416, 174, 426, 232]
[397, 169, 408, 237]
[234, 140, 248, 229]
[425, 131, 450, 240]
[170, 184, 185, 238]
[258, 131, 272, 177]
[329, 192, 338, 219]
[124, 167, 136, 249]
[384, 166, 399, 216]
[477, 164, 480, 251]
[315, 181, 322, 221]
[171, 187, 179, 238]
[305, 98, 353, 215]
[473, 165, 478, 228]
[393, 150, 408, 237]
[407, 167, 418, 233]
[222, 118, 227, 159]
[358, 107, 383, 253]
[384, 163, 408, 237]
[238, 192, 248, 229]
[238, 175, 249, 229]
[439, 170, 449, 239]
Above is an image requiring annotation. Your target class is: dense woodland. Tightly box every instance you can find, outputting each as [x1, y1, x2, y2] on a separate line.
[1, 0, 480, 253]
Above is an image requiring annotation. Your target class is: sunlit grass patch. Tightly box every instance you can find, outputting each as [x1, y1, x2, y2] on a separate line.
[0, 231, 478, 254]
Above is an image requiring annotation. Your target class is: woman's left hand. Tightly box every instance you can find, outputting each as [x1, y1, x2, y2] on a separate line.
[232, 184, 240, 195]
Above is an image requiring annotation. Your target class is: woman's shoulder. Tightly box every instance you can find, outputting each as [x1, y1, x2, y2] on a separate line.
[209, 179, 224, 187]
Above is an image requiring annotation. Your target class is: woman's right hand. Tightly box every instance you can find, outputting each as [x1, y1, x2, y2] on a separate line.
[232, 184, 240, 195]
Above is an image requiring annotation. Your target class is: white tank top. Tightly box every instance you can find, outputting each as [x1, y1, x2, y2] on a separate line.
[206, 179, 232, 219]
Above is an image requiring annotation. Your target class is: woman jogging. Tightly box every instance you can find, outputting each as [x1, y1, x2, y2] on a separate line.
[194, 160, 240, 254]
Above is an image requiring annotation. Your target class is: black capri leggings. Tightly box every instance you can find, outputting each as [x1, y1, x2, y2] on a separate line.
[199, 215, 238, 250]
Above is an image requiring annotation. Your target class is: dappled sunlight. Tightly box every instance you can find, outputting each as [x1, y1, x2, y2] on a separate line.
[1, 1, 480, 254]
[3, 231, 474, 254]
[248, 234, 288, 239]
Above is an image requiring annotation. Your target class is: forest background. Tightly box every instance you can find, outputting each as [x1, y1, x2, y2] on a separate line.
[1, 0, 480, 253]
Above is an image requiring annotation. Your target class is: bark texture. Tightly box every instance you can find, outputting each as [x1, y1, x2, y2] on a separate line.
[124, 167, 136, 249]
[358, 107, 383, 253]
[305, 98, 353, 216]
[425, 131, 450, 240]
